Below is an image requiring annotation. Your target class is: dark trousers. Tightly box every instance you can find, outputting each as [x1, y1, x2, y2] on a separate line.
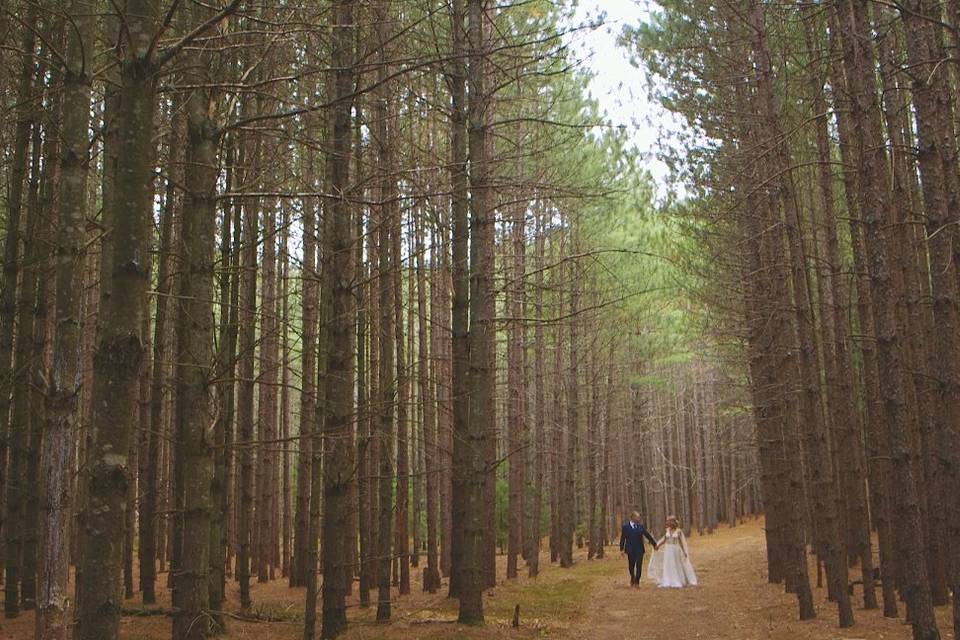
[627, 552, 644, 584]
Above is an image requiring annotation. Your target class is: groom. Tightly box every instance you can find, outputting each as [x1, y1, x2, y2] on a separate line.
[619, 511, 658, 588]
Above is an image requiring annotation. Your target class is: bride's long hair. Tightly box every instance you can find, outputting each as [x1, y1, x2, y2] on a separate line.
[666, 515, 680, 530]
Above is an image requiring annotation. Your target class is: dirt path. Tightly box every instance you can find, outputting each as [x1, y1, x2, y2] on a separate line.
[563, 519, 955, 640]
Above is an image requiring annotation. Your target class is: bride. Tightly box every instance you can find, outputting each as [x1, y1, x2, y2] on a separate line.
[648, 515, 698, 588]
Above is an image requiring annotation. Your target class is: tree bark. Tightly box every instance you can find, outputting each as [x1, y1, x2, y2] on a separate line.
[35, 2, 92, 634]
[310, 3, 355, 638]
[0, 8, 38, 583]
[394, 202, 411, 596]
[355, 124, 373, 606]
[826, 15, 900, 614]
[209, 143, 240, 625]
[140, 106, 183, 606]
[293, 161, 319, 589]
[3, 60, 43, 619]
[371, 0, 397, 624]
[836, 2, 942, 637]
[171, 44, 220, 634]
[459, 0, 493, 622]
[800, 10, 877, 610]
[561, 254, 578, 569]
[506, 192, 526, 579]
[897, 3, 960, 629]
[447, 0, 471, 604]
[256, 207, 279, 583]
[527, 211, 546, 578]
[750, 3, 853, 624]
[418, 215, 441, 592]
[236, 148, 260, 611]
[76, 4, 159, 637]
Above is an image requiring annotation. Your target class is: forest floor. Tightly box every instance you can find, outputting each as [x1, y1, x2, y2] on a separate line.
[0, 518, 954, 639]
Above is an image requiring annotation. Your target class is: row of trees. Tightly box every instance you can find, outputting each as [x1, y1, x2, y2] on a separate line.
[634, 1, 960, 639]
[633, 363, 761, 535]
[0, 1, 756, 639]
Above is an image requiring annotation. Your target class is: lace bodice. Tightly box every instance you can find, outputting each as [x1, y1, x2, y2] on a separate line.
[659, 529, 685, 548]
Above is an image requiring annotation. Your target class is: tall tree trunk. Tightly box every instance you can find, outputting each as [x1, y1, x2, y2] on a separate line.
[19, 22, 62, 613]
[6, 72, 43, 616]
[140, 107, 183, 606]
[875, 22, 945, 608]
[433, 215, 454, 581]
[803, 12, 876, 609]
[372, 0, 397, 623]
[236, 150, 260, 611]
[759, 190, 817, 618]
[408, 219, 420, 574]
[561, 255, 578, 569]
[293, 164, 319, 589]
[750, 3, 853, 625]
[410, 219, 422, 572]
[366, 117, 383, 599]
[460, 0, 493, 622]
[394, 204, 411, 596]
[588, 345, 602, 559]
[836, 2, 942, 637]
[309, 3, 355, 638]
[280, 218, 292, 579]
[374, 148, 397, 619]
[898, 2, 960, 629]
[731, 73, 813, 614]
[447, 0, 471, 602]
[171, 40, 220, 633]
[0, 7, 38, 578]
[257, 207, 279, 583]
[478, 27, 498, 585]
[826, 16, 900, 615]
[527, 212, 546, 578]
[550, 259, 565, 565]
[355, 127, 373, 606]
[437, 236, 454, 581]
[506, 194, 526, 579]
[418, 216, 441, 592]
[303, 218, 330, 640]
[3, 70, 42, 619]
[35, 2, 92, 634]
[210, 140, 240, 626]
[76, 3, 159, 637]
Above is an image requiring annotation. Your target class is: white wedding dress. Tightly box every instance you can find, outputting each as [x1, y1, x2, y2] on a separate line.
[648, 529, 698, 588]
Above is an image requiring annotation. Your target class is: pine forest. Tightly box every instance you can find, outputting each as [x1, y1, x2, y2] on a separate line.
[0, 1, 957, 640]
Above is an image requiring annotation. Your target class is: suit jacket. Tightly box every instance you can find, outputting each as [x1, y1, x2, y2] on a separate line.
[620, 522, 657, 555]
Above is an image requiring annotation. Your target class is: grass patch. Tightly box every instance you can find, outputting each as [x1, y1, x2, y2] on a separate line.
[341, 555, 623, 638]
[485, 557, 620, 628]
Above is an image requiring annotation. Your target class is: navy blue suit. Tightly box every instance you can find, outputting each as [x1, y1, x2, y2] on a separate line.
[620, 521, 657, 585]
